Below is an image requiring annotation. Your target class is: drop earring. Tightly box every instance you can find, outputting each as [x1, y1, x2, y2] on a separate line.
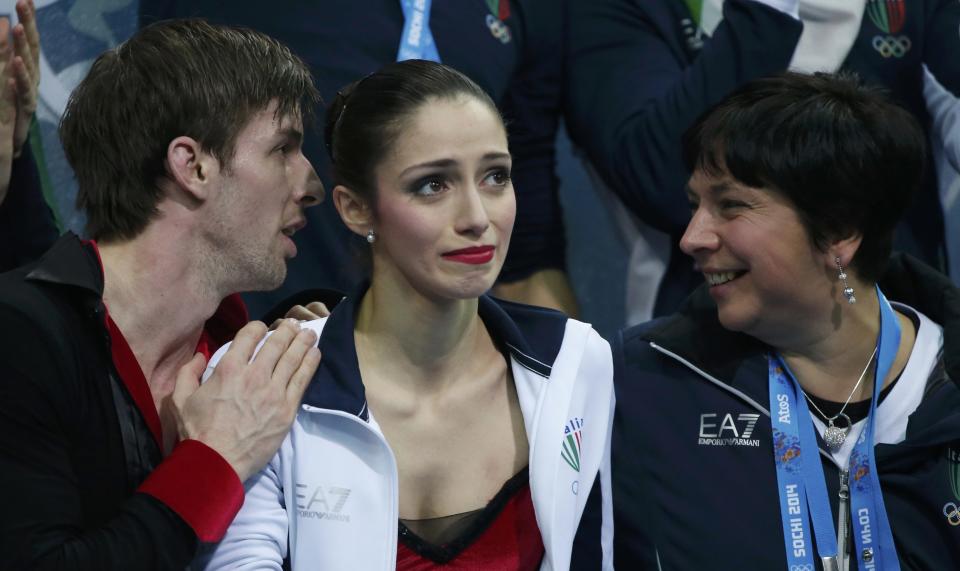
[836, 257, 855, 304]
[366, 229, 376, 244]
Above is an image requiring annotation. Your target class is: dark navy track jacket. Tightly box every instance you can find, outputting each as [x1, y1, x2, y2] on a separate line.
[612, 254, 960, 570]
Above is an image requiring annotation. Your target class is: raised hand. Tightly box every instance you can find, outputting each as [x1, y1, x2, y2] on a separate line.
[11, 0, 38, 157]
[0, 17, 16, 206]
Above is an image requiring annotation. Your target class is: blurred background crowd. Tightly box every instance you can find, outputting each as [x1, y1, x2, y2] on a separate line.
[4, 0, 959, 339]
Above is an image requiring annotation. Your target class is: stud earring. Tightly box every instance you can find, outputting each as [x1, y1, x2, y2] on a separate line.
[366, 229, 376, 244]
[836, 257, 855, 304]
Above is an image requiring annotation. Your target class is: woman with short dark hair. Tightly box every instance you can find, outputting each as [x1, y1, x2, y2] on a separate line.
[203, 59, 614, 570]
[612, 72, 960, 570]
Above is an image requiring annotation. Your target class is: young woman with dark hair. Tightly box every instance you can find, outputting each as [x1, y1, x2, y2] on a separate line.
[203, 59, 614, 571]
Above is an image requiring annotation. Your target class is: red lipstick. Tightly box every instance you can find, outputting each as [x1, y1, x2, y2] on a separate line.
[442, 245, 495, 265]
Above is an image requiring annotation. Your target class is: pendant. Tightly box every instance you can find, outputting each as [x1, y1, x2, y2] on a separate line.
[824, 413, 852, 453]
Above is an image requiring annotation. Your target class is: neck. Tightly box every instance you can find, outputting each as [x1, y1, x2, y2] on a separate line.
[777, 284, 882, 402]
[355, 270, 485, 392]
[99, 226, 224, 383]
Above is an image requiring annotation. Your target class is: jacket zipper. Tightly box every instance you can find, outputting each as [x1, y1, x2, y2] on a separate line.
[837, 469, 850, 571]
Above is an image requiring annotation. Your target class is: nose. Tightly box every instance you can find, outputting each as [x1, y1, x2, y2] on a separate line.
[679, 207, 720, 257]
[294, 154, 324, 208]
[455, 184, 491, 238]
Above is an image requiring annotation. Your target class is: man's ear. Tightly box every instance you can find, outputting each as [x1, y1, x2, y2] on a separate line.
[164, 136, 220, 202]
[332, 184, 374, 237]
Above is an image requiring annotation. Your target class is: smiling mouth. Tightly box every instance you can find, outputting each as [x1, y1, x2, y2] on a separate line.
[704, 271, 745, 286]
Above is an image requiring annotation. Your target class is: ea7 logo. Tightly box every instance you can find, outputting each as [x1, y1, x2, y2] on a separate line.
[698, 413, 762, 447]
[296, 484, 352, 522]
[700, 413, 760, 438]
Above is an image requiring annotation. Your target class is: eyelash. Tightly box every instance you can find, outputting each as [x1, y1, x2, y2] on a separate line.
[409, 168, 512, 197]
[483, 168, 511, 188]
[720, 200, 748, 210]
[410, 177, 447, 197]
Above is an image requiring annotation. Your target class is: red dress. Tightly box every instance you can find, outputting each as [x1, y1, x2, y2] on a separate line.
[396, 467, 544, 570]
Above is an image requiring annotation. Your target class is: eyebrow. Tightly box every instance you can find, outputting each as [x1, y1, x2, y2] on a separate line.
[399, 152, 511, 177]
[685, 179, 740, 200]
[709, 181, 733, 194]
[277, 127, 304, 145]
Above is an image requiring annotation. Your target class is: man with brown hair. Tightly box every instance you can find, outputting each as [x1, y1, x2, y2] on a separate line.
[0, 19, 324, 569]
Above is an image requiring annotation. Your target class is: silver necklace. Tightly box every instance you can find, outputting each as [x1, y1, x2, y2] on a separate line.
[801, 347, 878, 453]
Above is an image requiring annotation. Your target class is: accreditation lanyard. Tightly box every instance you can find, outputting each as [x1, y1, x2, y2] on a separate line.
[768, 286, 901, 571]
[397, 0, 441, 62]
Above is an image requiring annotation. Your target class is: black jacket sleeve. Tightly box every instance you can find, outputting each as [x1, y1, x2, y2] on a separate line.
[0, 142, 59, 272]
[499, 0, 566, 281]
[0, 297, 198, 570]
[565, 0, 802, 235]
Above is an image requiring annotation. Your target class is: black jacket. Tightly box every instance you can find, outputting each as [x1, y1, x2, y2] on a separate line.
[0, 234, 244, 570]
[612, 254, 960, 569]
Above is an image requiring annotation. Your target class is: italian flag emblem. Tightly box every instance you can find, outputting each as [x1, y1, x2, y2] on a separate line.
[562, 418, 583, 472]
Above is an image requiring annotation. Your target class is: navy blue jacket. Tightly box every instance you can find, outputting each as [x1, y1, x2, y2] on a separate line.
[567, 0, 960, 315]
[139, 0, 566, 319]
[612, 254, 960, 569]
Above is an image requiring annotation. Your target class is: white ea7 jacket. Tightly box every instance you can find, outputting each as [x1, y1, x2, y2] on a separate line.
[201, 294, 615, 570]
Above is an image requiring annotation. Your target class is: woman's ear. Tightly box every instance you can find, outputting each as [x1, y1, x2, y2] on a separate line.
[827, 233, 864, 274]
[332, 184, 374, 238]
[164, 136, 219, 203]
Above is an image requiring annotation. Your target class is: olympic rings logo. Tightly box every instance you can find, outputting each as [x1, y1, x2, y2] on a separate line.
[486, 14, 512, 44]
[872, 35, 912, 58]
[944, 502, 960, 526]
[790, 565, 814, 571]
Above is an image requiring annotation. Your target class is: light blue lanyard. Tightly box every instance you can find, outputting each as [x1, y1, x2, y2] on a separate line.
[769, 286, 902, 570]
[397, 0, 441, 62]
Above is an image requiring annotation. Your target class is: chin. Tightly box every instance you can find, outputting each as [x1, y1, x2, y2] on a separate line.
[430, 274, 498, 301]
[715, 304, 755, 335]
[244, 264, 287, 293]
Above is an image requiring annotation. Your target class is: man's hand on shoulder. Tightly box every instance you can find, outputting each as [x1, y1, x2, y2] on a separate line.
[269, 301, 330, 330]
[171, 319, 320, 481]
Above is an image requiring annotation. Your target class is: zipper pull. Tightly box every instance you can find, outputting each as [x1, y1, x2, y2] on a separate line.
[837, 469, 850, 571]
